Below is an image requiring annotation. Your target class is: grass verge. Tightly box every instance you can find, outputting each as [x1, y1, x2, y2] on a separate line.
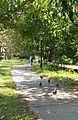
[0, 59, 35, 120]
[33, 63, 78, 88]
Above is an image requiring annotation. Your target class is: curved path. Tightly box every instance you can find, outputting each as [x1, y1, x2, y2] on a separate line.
[12, 64, 78, 120]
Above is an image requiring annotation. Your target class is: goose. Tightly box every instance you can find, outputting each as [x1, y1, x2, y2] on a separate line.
[48, 78, 50, 83]
[53, 88, 57, 94]
[39, 82, 42, 87]
[56, 83, 59, 87]
[40, 76, 43, 79]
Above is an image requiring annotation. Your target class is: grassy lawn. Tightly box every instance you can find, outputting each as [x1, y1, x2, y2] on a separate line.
[0, 59, 35, 120]
[33, 63, 78, 88]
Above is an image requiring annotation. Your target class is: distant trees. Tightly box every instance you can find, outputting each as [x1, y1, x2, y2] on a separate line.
[0, 0, 78, 64]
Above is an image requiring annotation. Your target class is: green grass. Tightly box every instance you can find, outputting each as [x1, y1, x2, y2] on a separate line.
[33, 63, 78, 87]
[0, 59, 35, 120]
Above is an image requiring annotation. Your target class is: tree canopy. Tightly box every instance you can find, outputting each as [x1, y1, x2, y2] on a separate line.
[0, 0, 78, 64]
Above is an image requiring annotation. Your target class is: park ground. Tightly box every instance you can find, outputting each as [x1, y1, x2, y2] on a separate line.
[0, 59, 36, 120]
[12, 63, 78, 120]
[0, 59, 78, 120]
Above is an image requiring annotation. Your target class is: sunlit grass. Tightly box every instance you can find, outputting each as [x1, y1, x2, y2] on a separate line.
[0, 59, 35, 120]
[33, 63, 78, 87]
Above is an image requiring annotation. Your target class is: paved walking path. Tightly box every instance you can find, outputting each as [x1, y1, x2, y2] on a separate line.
[58, 64, 78, 70]
[12, 64, 78, 120]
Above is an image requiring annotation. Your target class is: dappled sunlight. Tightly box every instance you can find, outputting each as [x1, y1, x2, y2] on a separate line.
[50, 90, 78, 101]
[16, 79, 78, 103]
[0, 87, 16, 96]
[12, 65, 78, 120]
[12, 65, 78, 102]
[1, 67, 11, 70]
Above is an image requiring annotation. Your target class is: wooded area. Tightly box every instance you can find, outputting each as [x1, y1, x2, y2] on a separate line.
[0, 0, 78, 64]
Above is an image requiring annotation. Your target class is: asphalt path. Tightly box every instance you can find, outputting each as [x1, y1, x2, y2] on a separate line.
[12, 64, 78, 120]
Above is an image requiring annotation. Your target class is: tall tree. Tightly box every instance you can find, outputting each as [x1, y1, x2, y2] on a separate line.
[0, 0, 78, 63]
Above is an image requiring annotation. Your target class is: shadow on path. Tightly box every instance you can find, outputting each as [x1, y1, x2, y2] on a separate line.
[12, 64, 78, 120]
